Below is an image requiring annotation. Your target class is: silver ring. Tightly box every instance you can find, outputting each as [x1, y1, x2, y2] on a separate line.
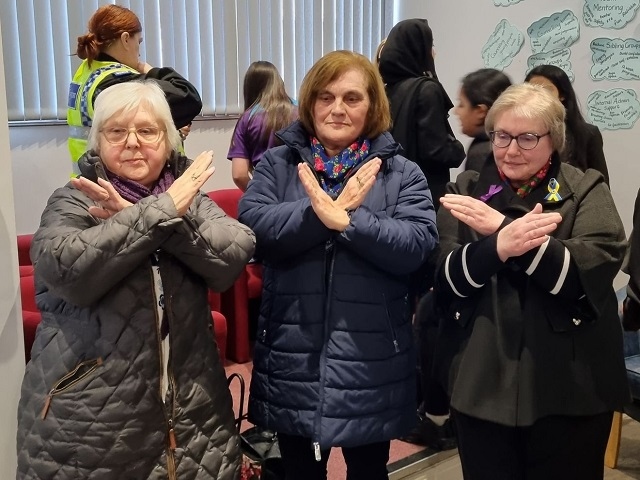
[191, 173, 199, 181]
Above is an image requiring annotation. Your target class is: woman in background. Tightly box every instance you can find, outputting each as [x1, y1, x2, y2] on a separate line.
[378, 18, 465, 207]
[455, 68, 512, 173]
[67, 4, 202, 175]
[227, 61, 298, 191]
[525, 64, 609, 184]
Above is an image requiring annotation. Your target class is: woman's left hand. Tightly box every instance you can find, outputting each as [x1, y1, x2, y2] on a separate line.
[440, 194, 505, 236]
[298, 163, 350, 231]
[335, 157, 381, 211]
[71, 176, 132, 219]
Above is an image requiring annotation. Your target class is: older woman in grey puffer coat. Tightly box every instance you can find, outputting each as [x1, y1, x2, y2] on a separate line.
[16, 81, 255, 480]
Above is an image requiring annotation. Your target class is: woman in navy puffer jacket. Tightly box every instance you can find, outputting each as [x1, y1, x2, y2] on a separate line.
[239, 50, 439, 480]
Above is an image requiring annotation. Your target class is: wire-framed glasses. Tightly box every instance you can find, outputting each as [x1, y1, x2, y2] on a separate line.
[101, 126, 165, 145]
[489, 130, 550, 150]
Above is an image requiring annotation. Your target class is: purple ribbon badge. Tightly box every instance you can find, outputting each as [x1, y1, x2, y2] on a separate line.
[480, 184, 503, 203]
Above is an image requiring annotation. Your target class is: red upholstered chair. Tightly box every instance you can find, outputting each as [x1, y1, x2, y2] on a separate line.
[207, 189, 262, 363]
[19, 266, 40, 363]
[17, 234, 34, 266]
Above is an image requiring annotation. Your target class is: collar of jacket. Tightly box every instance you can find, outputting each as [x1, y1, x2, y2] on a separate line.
[470, 152, 575, 213]
[77, 149, 190, 184]
[275, 120, 402, 165]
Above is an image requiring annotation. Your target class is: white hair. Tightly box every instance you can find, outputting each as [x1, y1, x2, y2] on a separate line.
[87, 80, 182, 152]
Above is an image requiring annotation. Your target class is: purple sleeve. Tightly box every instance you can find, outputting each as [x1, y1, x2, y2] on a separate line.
[227, 111, 251, 160]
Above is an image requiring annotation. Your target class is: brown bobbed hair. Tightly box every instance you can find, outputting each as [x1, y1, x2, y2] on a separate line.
[485, 83, 566, 154]
[298, 50, 391, 140]
[76, 5, 142, 65]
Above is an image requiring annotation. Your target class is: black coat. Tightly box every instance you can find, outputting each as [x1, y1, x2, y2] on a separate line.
[434, 158, 628, 426]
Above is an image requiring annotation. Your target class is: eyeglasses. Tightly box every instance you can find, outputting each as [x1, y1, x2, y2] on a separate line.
[489, 131, 550, 150]
[100, 126, 165, 145]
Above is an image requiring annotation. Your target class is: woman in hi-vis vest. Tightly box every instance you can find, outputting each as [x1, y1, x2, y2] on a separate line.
[67, 4, 202, 176]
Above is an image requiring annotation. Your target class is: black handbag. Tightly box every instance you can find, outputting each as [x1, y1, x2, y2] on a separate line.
[227, 373, 285, 480]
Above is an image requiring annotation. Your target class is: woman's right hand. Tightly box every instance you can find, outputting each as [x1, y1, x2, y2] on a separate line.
[167, 151, 215, 216]
[496, 203, 562, 261]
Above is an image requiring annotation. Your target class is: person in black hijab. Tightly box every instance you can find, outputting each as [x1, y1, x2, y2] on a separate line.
[378, 18, 465, 208]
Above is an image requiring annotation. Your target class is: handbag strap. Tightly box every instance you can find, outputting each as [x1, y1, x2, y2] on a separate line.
[226, 372, 247, 431]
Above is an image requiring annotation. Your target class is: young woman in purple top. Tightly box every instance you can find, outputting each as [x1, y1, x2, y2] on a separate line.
[227, 61, 298, 190]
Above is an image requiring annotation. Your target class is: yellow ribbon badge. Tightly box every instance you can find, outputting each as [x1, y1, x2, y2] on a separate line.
[544, 178, 562, 202]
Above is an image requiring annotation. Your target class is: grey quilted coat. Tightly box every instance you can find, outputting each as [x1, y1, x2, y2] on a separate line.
[16, 152, 255, 479]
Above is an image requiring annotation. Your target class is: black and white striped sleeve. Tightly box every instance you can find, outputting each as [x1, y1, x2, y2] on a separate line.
[511, 237, 584, 299]
[441, 234, 505, 298]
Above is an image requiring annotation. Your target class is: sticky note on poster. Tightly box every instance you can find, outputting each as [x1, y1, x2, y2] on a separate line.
[527, 10, 580, 54]
[587, 88, 640, 130]
[527, 49, 574, 81]
[584, 0, 640, 29]
[493, 0, 524, 5]
[481, 19, 524, 69]
[590, 38, 640, 80]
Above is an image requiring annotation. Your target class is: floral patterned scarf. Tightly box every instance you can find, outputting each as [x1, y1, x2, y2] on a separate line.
[499, 157, 551, 198]
[311, 136, 370, 195]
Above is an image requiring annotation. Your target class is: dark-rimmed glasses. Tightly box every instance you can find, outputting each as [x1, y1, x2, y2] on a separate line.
[100, 126, 165, 145]
[489, 130, 550, 150]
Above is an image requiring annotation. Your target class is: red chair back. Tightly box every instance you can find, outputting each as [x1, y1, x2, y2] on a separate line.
[17, 234, 34, 266]
[207, 189, 243, 219]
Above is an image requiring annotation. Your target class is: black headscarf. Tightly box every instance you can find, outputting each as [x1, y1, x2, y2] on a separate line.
[378, 19, 437, 84]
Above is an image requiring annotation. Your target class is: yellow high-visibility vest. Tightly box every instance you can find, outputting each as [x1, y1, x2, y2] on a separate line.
[67, 59, 137, 175]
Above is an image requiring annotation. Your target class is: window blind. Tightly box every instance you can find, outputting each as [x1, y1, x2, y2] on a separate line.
[0, 0, 393, 122]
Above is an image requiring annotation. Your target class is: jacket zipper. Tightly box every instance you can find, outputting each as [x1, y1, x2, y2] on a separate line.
[41, 357, 103, 419]
[382, 293, 400, 353]
[151, 259, 178, 480]
[312, 238, 337, 460]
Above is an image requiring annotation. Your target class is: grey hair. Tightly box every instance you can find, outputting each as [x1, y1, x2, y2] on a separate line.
[87, 80, 182, 152]
[485, 82, 566, 153]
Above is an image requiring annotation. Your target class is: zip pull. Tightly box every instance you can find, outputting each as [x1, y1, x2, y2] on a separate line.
[313, 442, 321, 461]
[168, 420, 177, 450]
[41, 390, 54, 419]
[393, 339, 400, 353]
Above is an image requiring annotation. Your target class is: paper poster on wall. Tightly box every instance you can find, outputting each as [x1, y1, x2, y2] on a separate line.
[583, 0, 640, 29]
[527, 10, 580, 54]
[590, 38, 640, 80]
[494, 0, 524, 5]
[587, 88, 640, 129]
[481, 19, 524, 69]
[527, 49, 575, 81]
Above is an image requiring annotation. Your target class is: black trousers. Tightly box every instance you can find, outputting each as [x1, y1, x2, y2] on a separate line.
[277, 432, 390, 480]
[451, 409, 613, 480]
[415, 292, 450, 415]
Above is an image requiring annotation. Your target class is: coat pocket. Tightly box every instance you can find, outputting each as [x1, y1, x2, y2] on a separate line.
[41, 357, 103, 419]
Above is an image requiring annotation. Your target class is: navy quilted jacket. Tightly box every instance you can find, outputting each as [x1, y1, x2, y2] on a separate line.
[16, 152, 255, 479]
[238, 121, 438, 449]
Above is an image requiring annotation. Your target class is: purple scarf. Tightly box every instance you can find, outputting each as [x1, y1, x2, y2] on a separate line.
[105, 167, 176, 203]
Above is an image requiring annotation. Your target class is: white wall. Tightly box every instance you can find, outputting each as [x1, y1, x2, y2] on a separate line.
[0, 19, 27, 477]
